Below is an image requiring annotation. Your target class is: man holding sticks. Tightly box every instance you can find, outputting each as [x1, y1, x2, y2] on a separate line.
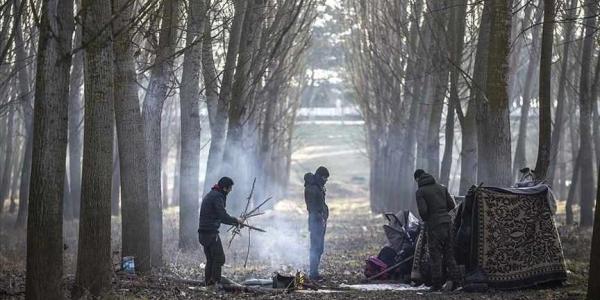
[198, 177, 244, 286]
[198, 177, 270, 287]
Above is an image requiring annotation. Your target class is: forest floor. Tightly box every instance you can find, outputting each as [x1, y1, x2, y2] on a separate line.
[0, 197, 592, 299]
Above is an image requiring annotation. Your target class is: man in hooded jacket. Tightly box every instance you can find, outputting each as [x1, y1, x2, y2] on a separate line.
[198, 176, 243, 286]
[414, 169, 460, 291]
[304, 166, 329, 280]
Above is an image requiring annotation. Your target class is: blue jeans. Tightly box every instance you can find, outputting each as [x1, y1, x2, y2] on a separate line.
[309, 213, 327, 277]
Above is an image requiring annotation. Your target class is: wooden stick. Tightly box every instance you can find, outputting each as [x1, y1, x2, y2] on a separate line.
[242, 178, 256, 216]
[245, 197, 272, 217]
[228, 179, 258, 247]
[244, 228, 251, 268]
[366, 255, 414, 281]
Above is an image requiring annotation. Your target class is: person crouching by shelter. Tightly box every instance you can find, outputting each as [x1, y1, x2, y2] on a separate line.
[304, 166, 330, 280]
[414, 169, 460, 291]
[198, 177, 244, 286]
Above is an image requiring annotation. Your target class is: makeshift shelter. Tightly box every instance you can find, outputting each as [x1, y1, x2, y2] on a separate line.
[411, 184, 566, 290]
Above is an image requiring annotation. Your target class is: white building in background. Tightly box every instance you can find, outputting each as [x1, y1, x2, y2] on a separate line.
[296, 105, 361, 121]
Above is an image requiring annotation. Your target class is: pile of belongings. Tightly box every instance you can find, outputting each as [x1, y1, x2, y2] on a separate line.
[364, 211, 421, 281]
[242, 272, 319, 291]
[411, 183, 566, 291]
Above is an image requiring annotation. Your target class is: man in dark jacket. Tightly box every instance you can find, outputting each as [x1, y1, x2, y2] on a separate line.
[414, 169, 460, 291]
[198, 177, 243, 286]
[304, 166, 329, 280]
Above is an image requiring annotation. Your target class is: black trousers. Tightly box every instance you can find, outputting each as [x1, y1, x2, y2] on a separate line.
[308, 213, 327, 277]
[427, 223, 460, 287]
[198, 232, 225, 285]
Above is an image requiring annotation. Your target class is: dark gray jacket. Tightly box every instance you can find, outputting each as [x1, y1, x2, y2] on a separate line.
[304, 173, 328, 220]
[415, 173, 455, 228]
[198, 189, 238, 233]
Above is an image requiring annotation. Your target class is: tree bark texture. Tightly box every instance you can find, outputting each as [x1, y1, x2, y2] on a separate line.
[478, 0, 512, 187]
[25, 0, 73, 297]
[142, 0, 179, 266]
[111, 0, 152, 272]
[179, 0, 206, 250]
[74, 0, 115, 294]
[577, 0, 597, 227]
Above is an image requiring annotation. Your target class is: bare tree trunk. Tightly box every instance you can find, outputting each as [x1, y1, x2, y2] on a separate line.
[588, 150, 600, 298]
[68, 11, 84, 219]
[15, 120, 31, 228]
[423, 0, 450, 177]
[25, 0, 73, 297]
[111, 0, 152, 272]
[440, 0, 467, 186]
[513, 5, 543, 178]
[0, 111, 15, 212]
[577, 0, 597, 227]
[558, 142, 567, 199]
[471, 0, 491, 190]
[478, 0, 512, 187]
[200, 2, 218, 193]
[9, 139, 22, 213]
[223, 1, 266, 211]
[12, 0, 32, 226]
[203, 0, 247, 194]
[459, 0, 489, 193]
[223, 0, 260, 156]
[142, 0, 179, 267]
[161, 115, 171, 207]
[179, 0, 206, 250]
[590, 43, 600, 168]
[172, 131, 181, 206]
[547, 0, 577, 185]
[74, 0, 114, 294]
[533, 0, 555, 180]
[111, 142, 120, 216]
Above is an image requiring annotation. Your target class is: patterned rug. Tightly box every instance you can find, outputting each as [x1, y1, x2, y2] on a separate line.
[473, 187, 566, 289]
[411, 185, 567, 289]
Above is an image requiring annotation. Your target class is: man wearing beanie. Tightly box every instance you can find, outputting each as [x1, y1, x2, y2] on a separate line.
[198, 176, 244, 286]
[414, 169, 460, 291]
[304, 166, 330, 280]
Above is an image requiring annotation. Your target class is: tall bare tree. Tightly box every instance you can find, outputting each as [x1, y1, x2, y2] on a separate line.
[440, 0, 467, 186]
[457, 0, 490, 195]
[14, 0, 33, 228]
[589, 145, 600, 298]
[547, 0, 578, 185]
[68, 13, 84, 219]
[179, 0, 206, 250]
[0, 102, 14, 212]
[142, 0, 180, 266]
[533, 0, 555, 180]
[111, 0, 152, 272]
[74, 0, 115, 294]
[202, 0, 247, 193]
[25, 0, 73, 297]
[577, 0, 597, 227]
[477, 0, 512, 187]
[512, 2, 542, 179]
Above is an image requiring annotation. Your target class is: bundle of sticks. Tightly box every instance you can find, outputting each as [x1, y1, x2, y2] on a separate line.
[227, 178, 272, 267]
